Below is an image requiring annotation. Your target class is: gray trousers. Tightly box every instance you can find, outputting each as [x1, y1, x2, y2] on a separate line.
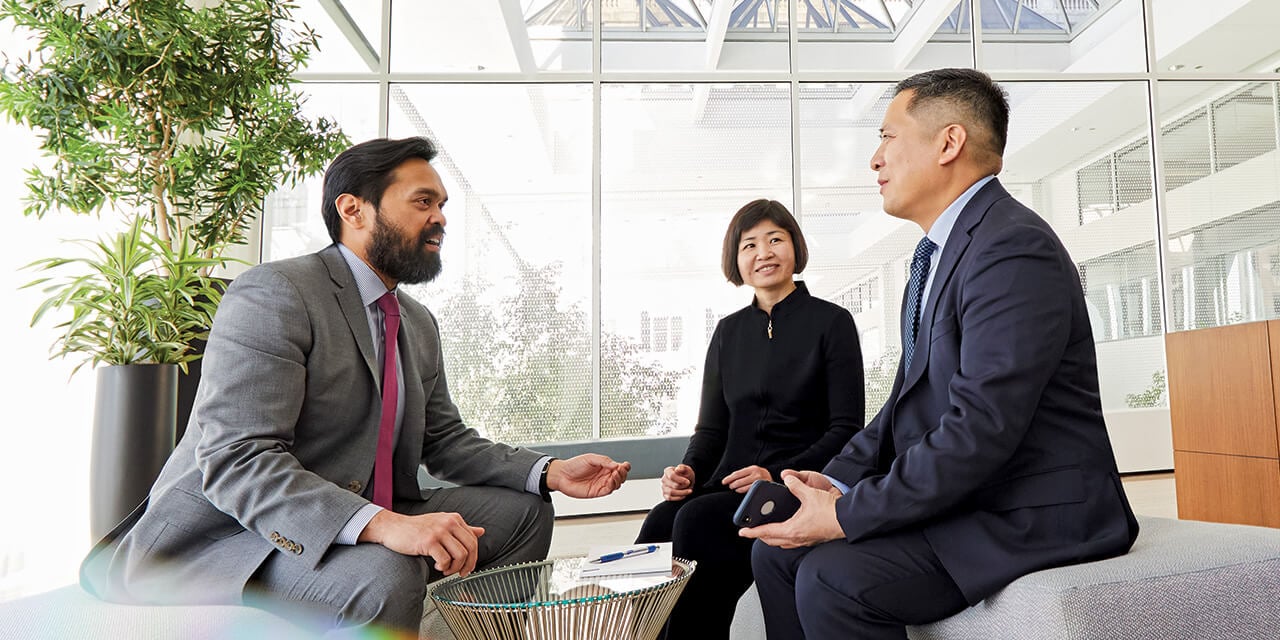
[245, 486, 554, 636]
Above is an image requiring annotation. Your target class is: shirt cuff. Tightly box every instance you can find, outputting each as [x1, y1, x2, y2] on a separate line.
[526, 455, 553, 496]
[824, 474, 851, 496]
[336, 503, 383, 545]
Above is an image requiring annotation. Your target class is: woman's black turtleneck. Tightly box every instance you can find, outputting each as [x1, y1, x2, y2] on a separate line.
[682, 281, 865, 487]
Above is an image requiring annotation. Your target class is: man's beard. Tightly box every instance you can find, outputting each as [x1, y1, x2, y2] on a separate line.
[367, 211, 444, 285]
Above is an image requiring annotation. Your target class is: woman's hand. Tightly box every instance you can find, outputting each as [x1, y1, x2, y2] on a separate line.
[661, 464, 696, 501]
[722, 465, 772, 493]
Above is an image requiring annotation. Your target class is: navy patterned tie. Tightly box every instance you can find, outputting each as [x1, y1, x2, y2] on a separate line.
[903, 237, 937, 371]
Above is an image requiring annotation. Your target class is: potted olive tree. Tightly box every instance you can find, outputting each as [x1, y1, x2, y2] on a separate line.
[0, 0, 349, 537]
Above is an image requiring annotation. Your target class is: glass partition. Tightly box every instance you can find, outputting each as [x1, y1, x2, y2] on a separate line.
[1159, 81, 1280, 332]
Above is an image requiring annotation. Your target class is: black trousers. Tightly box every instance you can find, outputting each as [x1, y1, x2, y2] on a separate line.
[750, 528, 968, 640]
[636, 488, 754, 640]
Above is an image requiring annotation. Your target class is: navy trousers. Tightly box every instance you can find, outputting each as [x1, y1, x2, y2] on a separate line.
[750, 528, 968, 640]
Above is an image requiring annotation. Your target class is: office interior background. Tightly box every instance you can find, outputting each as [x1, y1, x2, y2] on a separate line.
[2, 0, 1278, 601]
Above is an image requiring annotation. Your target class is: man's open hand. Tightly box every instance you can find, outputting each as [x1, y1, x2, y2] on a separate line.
[548, 454, 631, 498]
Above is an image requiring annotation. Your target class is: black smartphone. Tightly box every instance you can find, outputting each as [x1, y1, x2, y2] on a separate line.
[732, 480, 801, 527]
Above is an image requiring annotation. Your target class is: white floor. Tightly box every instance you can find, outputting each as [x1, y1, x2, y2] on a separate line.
[549, 473, 1178, 559]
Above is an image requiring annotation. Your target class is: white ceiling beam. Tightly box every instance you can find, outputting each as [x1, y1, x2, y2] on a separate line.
[317, 0, 379, 72]
[498, 0, 539, 74]
[834, 0, 962, 127]
[500, 0, 556, 164]
[691, 1, 735, 123]
[703, 0, 733, 69]
[892, 0, 961, 69]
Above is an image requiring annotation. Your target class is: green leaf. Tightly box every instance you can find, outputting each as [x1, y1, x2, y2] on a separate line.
[3, 0, 346, 374]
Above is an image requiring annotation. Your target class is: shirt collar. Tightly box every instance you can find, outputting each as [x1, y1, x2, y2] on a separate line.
[336, 243, 394, 307]
[926, 175, 996, 251]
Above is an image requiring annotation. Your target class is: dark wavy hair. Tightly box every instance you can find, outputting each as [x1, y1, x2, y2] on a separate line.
[321, 137, 439, 243]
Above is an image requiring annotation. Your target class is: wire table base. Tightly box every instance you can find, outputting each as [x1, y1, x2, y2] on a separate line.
[429, 557, 695, 640]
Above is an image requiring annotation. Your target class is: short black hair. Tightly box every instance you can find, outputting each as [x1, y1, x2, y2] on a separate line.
[721, 199, 809, 286]
[895, 68, 1010, 158]
[321, 137, 439, 243]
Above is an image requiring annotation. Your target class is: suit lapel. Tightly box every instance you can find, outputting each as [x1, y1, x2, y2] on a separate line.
[899, 179, 1008, 393]
[320, 246, 381, 390]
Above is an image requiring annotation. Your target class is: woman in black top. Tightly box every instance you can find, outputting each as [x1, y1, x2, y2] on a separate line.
[636, 199, 865, 640]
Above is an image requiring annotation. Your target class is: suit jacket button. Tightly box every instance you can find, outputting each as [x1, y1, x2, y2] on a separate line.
[347, 481, 363, 493]
[294, 544, 304, 555]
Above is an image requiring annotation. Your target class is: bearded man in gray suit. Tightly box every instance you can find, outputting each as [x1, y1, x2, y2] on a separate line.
[80, 137, 632, 635]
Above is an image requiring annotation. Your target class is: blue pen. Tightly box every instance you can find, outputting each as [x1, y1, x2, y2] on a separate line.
[589, 545, 659, 564]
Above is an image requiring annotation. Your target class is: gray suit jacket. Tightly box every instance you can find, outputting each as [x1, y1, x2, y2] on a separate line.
[81, 245, 544, 604]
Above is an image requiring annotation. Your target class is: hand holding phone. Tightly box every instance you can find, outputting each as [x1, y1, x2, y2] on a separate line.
[732, 479, 801, 527]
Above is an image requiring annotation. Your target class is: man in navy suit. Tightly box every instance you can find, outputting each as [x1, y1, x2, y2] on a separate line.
[741, 68, 1139, 639]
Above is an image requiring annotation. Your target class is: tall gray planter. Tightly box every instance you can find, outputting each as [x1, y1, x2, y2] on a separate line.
[90, 363, 178, 540]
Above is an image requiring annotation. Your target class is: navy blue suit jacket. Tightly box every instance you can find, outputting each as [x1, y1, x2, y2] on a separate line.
[824, 179, 1139, 604]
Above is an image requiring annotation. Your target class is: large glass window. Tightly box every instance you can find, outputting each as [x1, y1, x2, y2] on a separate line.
[1000, 81, 1166, 414]
[600, 82, 793, 438]
[263, 2, 1280, 470]
[263, 83, 380, 258]
[287, 0, 382, 73]
[387, 84, 595, 444]
[797, 81, 906, 424]
[391, 1, 592, 73]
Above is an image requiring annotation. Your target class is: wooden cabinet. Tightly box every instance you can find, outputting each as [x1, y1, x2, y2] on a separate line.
[1166, 320, 1280, 528]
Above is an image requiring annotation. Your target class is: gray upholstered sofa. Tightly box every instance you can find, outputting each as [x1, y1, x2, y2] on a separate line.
[730, 516, 1280, 639]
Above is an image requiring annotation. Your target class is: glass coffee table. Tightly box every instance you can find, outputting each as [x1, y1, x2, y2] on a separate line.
[429, 556, 695, 640]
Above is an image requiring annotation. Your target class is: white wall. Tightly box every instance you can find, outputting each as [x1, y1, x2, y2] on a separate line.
[0, 120, 100, 599]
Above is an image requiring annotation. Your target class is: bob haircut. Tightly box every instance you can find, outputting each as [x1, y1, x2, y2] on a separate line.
[721, 199, 809, 286]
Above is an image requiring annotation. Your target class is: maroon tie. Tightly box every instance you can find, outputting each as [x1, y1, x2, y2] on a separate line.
[373, 292, 400, 509]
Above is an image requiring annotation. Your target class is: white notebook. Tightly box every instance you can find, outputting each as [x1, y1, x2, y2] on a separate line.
[579, 542, 673, 578]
